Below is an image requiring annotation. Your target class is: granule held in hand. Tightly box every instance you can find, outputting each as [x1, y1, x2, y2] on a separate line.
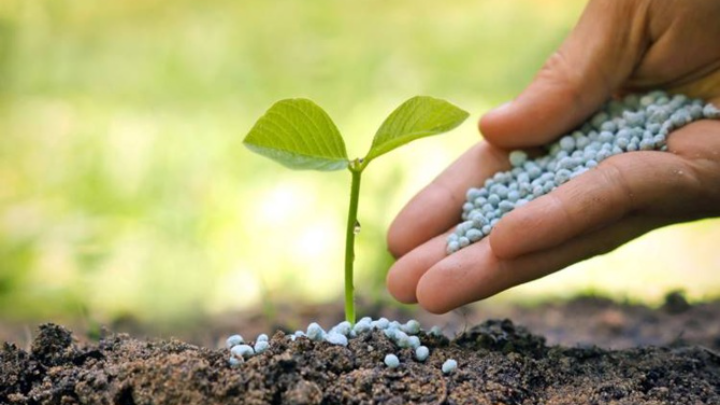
[447, 91, 720, 254]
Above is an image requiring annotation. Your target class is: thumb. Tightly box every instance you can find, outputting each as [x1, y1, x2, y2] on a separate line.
[480, 0, 651, 149]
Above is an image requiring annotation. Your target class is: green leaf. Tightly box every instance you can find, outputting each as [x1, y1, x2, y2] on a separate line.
[365, 96, 469, 162]
[244, 98, 349, 171]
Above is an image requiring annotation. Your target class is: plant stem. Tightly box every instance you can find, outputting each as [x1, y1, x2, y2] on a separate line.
[344, 163, 363, 324]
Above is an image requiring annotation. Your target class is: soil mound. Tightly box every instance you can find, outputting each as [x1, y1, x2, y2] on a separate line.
[2, 320, 719, 404]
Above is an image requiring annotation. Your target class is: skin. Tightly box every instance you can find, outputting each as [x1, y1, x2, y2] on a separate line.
[386, 0, 720, 313]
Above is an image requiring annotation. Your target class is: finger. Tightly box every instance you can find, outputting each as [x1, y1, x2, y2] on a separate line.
[415, 215, 666, 314]
[488, 149, 699, 260]
[387, 142, 510, 258]
[386, 229, 451, 304]
[479, 0, 649, 149]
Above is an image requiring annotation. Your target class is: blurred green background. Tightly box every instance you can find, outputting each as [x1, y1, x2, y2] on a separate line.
[1, 0, 718, 324]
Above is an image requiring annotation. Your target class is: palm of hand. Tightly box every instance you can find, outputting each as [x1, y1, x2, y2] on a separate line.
[386, 0, 720, 313]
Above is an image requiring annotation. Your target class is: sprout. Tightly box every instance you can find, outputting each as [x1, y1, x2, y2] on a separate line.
[244, 97, 468, 323]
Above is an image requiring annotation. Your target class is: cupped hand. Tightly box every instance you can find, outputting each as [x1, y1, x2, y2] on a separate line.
[386, 0, 720, 313]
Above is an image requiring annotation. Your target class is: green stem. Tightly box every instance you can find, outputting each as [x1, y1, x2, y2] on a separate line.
[344, 163, 363, 324]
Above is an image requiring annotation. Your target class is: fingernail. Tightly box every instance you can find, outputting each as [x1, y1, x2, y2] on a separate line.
[479, 101, 513, 133]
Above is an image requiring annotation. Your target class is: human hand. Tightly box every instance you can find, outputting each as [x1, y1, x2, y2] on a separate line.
[386, 0, 720, 313]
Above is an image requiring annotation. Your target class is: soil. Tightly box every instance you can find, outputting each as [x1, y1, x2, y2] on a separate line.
[2, 294, 719, 405]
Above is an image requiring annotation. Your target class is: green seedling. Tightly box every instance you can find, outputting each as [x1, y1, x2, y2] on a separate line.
[243, 96, 468, 323]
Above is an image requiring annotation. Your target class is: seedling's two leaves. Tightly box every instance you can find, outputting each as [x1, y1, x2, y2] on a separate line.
[244, 99, 349, 171]
[365, 96, 469, 162]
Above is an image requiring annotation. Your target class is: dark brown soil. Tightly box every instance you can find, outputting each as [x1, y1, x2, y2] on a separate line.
[2, 295, 720, 405]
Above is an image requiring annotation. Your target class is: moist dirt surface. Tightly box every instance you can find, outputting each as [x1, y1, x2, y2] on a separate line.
[2, 294, 720, 405]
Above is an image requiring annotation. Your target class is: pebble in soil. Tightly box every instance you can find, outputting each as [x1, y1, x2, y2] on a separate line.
[226, 317, 451, 374]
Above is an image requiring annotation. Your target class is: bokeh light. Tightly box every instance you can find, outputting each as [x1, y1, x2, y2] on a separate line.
[0, 0, 717, 323]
